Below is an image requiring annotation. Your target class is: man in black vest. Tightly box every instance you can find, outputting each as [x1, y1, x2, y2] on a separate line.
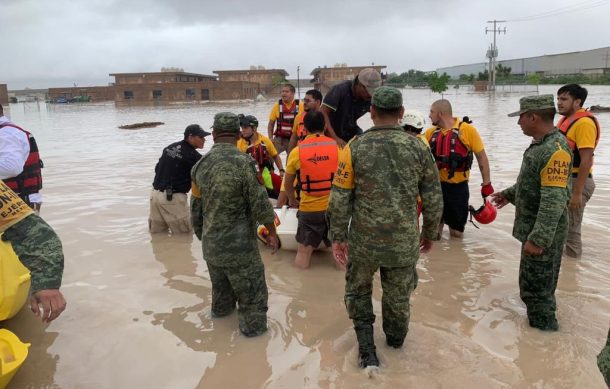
[149, 124, 208, 234]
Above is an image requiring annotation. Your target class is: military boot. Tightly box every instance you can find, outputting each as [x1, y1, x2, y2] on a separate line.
[355, 324, 379, 368]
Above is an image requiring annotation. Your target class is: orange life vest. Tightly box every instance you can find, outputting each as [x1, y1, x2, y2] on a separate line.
[298, 135, 338, 196]
[429, 122, 473, 179]
[275, 99, 299, 138]
[557, 110, 601, 168]
[294, 111, 307, 143]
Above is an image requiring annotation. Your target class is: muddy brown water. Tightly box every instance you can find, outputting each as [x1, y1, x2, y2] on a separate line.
[3, 85, 610, 388]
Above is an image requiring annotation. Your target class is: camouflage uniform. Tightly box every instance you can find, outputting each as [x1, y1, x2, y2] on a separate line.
[598, 327, 610, 386]
[328, 87, 443, 356]
[503, 95, 572, 331]
[191, 112, 275, 337]
[0, 180, 64, 293]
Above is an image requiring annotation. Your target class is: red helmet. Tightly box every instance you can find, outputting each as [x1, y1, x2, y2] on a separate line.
[469, 200, 497, 225]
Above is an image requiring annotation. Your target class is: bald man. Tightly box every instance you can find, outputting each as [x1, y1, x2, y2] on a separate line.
[424, 99, 492, 238]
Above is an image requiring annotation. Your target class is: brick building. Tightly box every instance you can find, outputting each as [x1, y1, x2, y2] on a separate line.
[110, 71, 258, 104]
[48, 86, 115, 102]
[213, 69, 289, 94]
[310, 65, 387, 93]
[0, 84, 8, 106]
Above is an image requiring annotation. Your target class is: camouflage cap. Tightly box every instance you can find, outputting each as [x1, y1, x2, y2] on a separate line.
[371, 86, 403, 110]
[211, 112, 240, 134]
[507, 94, 556, 117]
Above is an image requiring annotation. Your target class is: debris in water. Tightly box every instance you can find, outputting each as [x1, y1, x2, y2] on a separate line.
[119, 122, 164, 129]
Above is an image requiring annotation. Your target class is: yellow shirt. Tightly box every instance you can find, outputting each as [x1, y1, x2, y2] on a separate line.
[268, 99, 305, 121]
[286, 135, 335, 212]
[423, 117, 484, 184]
[237, 133, 279, 158]
[559, 108, 598, 174]
[0, 181, 34, 233]
[292, 110, 306, 135]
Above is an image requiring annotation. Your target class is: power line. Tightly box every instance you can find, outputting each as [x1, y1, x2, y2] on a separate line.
[507, 0, 610, 22]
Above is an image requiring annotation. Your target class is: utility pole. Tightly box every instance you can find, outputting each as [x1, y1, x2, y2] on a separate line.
[485, 20, 506, 91]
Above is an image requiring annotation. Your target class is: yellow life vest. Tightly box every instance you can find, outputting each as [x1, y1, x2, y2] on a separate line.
[0, 236, 31, 321]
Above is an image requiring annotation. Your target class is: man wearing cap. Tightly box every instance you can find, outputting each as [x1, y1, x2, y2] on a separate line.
[237, 114, 284, 198]
[149, 124, 208, 234]
[267, 83, 305, 156]
[328, 87, 442, 368]
[0, 103, 44, 213]
[191, 112, 279, 337]
[321, 68, 382, 147]
[424, 99, 493, 239]
[556, 84, 600, 258]
[491, 95, 572, 331]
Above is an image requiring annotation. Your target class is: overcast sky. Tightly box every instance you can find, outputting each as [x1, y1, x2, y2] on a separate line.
[1, 0, 609, 89]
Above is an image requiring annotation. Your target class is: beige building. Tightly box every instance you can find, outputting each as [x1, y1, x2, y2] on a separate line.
[109, 71, 258, 104]
[214, 69, 289, 94]
[310, 65, 387, 93]
[0, 84, 8, 106]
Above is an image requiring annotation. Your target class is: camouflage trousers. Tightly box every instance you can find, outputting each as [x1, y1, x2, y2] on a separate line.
[206, 260, 268, 337]
[519, 233, 566, 329]
[598, 327, 610, 387]
[565, 176, 595, 258]
[2, 214, 64, 293]
[345, 261, 418, 343]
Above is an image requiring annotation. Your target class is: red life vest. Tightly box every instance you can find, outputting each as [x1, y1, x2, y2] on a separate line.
[557, 110, 601, 168]
[0, 123, 43, 203]
[298, 135, 338, 196]
[429, 122, 473, 179]
[294, 111, 307, 143]
[246, 140, 273, 171]
[275, 99, 299, 138]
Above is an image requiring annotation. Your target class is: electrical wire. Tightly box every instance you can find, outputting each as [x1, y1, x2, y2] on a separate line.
[507, 0, 610, 22]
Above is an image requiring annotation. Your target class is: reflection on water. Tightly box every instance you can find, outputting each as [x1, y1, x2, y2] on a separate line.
[3, 85, 610, 388]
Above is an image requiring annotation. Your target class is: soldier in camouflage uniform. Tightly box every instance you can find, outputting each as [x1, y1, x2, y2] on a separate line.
[598, 327, 610, 387]
[0, 180, 66, 323]
[491, 95, 572, 331]
[328, 87, 443, 368]
[190, 112, 279, 337]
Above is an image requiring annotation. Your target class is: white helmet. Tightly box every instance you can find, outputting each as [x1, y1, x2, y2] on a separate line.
[400, 110, 426, 129]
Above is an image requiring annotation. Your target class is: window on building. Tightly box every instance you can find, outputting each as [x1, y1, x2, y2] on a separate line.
[124, 91, 134, 99]
[153, 90, 162, 99]
[201, 89, 210, 101]
[186, 88, 196, 99]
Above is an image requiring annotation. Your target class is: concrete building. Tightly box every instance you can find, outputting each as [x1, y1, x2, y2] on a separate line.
[310, 65, 387, 93]
[48, 86, 115, 102]
[0, 84, 8, 105]
[436, 46, 610, 79]
[110, 71, 258, 104]
[213, 69, 289, 94]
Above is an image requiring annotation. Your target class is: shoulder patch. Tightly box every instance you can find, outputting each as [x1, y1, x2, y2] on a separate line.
[540, 149, 571, 188]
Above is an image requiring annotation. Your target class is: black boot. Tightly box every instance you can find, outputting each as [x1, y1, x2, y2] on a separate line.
[355, 325, 379, 368]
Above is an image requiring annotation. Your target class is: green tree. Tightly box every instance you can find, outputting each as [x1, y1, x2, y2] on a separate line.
[527, 73, 541, 85]
[496, 64, 512, 79]
[428, 72, 449, 96]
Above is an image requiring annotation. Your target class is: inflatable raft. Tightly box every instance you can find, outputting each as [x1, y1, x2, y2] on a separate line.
[0, 236, 31, 388]
[257, 206, 329, 251]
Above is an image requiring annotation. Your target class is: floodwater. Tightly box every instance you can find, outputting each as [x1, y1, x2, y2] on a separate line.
[2, 85, 610, 388]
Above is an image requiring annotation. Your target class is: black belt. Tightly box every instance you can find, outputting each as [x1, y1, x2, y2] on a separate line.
[572, 172, 592, 178]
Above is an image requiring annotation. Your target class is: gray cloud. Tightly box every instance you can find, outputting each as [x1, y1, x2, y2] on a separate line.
[1, 0, 609, 89]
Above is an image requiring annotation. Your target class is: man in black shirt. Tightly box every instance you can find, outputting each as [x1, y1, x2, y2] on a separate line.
[321, 68, 381, 147]
[149, 124, 209, 233]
